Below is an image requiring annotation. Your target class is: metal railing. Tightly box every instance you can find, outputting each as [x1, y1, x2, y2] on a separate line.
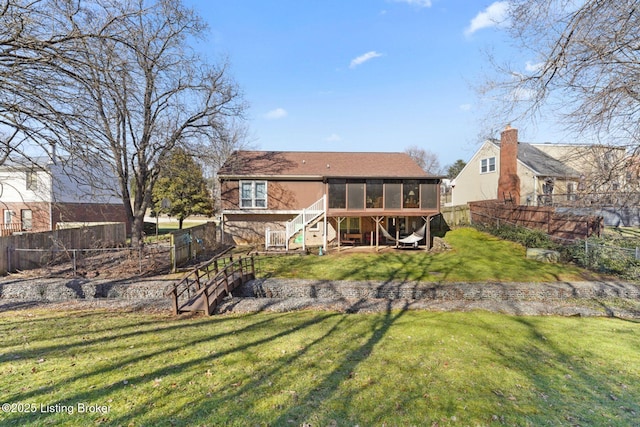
[1, 223, 23, 237]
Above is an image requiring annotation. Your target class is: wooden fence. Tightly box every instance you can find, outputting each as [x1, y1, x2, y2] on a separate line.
[441, 205, 470, 227]
[468, 200, 603, 241]
[169, 222, 218, 271]
[1, 223, 127, 275]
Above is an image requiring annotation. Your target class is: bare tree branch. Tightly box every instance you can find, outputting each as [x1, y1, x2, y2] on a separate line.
[0, 0, 245, 245]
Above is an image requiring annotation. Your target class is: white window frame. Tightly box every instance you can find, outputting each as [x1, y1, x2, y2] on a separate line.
[21, 209, 33, 230]
[4, 210, 14, 224]
[239, 180, 267, 209]
[26, 170, 38, 190]
[480, 157, 496, 174]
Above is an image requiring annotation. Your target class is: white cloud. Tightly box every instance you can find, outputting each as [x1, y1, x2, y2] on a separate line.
[392, 0, 432, 7]
[511, 87, 537, 102]
[264, 108, 288, 120]
[349, 51, 383, 69]
[459, 103, 472, 111]
[325, 134, 342, 142]
[525, 61, 544, 73]
[464, 1, 509, 36]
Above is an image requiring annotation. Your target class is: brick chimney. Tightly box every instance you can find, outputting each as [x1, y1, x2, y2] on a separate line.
[497, 125, 520, 204]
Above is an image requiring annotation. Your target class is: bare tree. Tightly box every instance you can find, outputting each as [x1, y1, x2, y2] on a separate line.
[483, 1, 639, 152]
[404, 145, 442, 175]
[0, 0, 244, 246]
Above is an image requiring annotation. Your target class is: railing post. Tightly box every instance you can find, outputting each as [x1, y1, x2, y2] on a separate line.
[203, 285, 212, 316]
[171, 288, 179, 315]
[323, 194, 328, 253]
[302, 209, 306, 251]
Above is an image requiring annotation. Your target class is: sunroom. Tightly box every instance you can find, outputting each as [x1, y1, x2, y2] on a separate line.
[325, 178, 441, 249]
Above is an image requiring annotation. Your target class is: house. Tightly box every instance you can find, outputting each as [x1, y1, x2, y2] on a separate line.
[451, 126, 639, 225]
[451, 126, 631, 206]
[217, 151, 442, 250]
[0, 155, 127, 236]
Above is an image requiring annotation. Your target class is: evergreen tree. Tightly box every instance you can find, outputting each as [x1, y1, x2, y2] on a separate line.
[446, 159, 467, 179]
[152, 149, 214, 229]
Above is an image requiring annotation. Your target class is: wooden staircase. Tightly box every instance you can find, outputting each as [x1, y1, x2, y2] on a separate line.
[285, 195, 326, 250]
[167, 254, 255, 316]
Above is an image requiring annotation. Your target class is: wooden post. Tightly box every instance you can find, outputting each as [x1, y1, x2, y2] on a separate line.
[424, 216, 431, 251]
[171, 288, 179, 315]
[250, 255, 256, 279]
[372, 216, 383, 252]
[337, 217, 344, 251]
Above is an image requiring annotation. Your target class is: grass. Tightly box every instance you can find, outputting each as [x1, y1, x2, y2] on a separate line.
[255, 227, 596, 282]
[0, 309, 638, 426]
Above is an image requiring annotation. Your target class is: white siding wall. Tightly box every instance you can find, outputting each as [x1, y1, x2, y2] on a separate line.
[451, 142, 500, 206]
[0, 168, 53, 203]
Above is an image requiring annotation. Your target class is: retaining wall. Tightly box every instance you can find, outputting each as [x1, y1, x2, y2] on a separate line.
[3, 277, 639, 303]
[0, 278, 172, 300]
[238, 278, 640, 301]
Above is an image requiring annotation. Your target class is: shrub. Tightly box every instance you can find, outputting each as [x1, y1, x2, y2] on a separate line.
[474, 223, 558, 250]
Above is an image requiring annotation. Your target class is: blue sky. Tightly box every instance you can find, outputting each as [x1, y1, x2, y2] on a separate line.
[187, 0, 563, 168]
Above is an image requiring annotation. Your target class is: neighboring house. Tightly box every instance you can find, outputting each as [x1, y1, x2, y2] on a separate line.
[0, 155, 127, 236]
[218, 151, 442, 250]
[451, 126, 639, 226]
[452, 126, 608, 207]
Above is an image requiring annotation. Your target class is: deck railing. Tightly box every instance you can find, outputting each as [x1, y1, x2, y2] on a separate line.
[167, 254, 255, 315]
[284, 195, 325, 250]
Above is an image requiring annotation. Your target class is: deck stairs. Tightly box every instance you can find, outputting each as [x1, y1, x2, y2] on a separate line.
[284, 195, 326, 250]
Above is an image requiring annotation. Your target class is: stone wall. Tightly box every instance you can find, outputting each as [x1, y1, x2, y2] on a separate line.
[3, 277, 639, 305]
[0, 278, 172, 300]
[238, 278, 640, 301]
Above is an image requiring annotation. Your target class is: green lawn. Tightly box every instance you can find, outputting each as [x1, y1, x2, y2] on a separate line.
[256, 227, 596, 282]
[0, 309, 638, 426]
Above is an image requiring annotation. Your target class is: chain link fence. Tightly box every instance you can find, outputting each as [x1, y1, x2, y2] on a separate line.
[8, 244, 173, 277]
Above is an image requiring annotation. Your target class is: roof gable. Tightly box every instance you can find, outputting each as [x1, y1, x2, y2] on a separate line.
[218, 151, 432, 179]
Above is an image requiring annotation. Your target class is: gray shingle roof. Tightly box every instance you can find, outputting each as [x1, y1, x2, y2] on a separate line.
[490, 140, 580, 178]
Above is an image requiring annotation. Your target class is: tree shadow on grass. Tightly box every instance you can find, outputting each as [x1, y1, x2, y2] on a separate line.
[1, 310, 342, 426]
[2, 299, 411, 426]
[473, 314, 640, 425]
